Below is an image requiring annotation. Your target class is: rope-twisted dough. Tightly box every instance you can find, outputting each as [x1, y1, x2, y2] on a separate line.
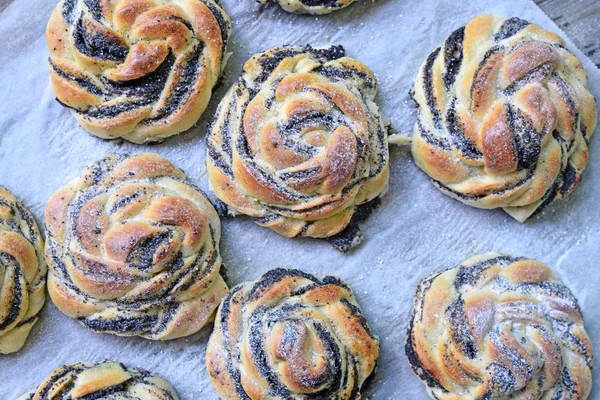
[0, 187, 46, 354]
[406, 253, 593, 399]
[255, 0, 356, 15]
[18, 360, 179, 400]
[207, 45, 390, 252]
[206, 268, 379, 399]
[46, 0, 230, 143]
[44, 153, 228, 340]
[412, 14, 597, 221]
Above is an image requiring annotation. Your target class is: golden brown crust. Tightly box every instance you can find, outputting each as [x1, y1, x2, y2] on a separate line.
[18, 360, 179, 400]
[411, 14, 597, 222]
[46, 0, 230, 143]
[406, 253, 593, 400]
[44, 153, 228, 340]
[0, 187, 46, 354]
[255, 0, 356, 15]
[206, 45, 390, 252]
[206, 268, 379, 399]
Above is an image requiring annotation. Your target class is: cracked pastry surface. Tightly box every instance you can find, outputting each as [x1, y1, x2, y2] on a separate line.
[406, 253, 593, 400]
[411, 14, 597, 222]
[44, 153, 228, 340]
[18, 360, 179, 399]
[206, 45, 390, 252]
[255, 0, 356, 15]
[46, 0, 230, 143]
[0, 187, 46, 354]
[206, 268, 379, 399]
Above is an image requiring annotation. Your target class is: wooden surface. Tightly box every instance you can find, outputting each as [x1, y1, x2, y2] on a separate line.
[534, 0, 600, 67]
[0, 0, 598, 67]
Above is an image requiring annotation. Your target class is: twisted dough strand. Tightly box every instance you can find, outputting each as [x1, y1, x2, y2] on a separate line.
[206, 268, 379, 399]
[255, 0, 356, 15]
[0, 187, 46, 354]
[44, 153, 228, 340]
[406, 253, 593, 399]
[46, 0, 230, 143]
[207, 45, 390, 252]
[18, 360, 179, 400]
[412, 15, 597, 221]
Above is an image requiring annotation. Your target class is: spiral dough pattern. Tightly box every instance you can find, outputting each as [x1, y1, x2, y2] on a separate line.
[44, 153, 228, 340]
[206, 268, 379, 399]
[207, 45, 390, 252]
[406, 253, 593, 399]
[18, 360, 179, 400]
[411, 14, 597, 222]
[255, 0, 356, 15]
[46, 0, 230, 143]
[0, 187, 46, 354]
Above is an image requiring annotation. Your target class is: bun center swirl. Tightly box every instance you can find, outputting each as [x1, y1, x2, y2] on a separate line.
[207, 45, 390, 252]
[206, 268, 379, 399]
[271, 320, 332, 392]
[44, 153, 228, 340]
[244, 67, 365, 197]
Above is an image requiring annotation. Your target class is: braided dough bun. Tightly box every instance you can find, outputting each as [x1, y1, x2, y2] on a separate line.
[18, 360, 179, 400]
[0, 187, 46, 354]
[406, 253, 593, 400]
[207, 45, 390, 252]
[44, 153, 228, 340]
[206, 268, 379, 399]
[411, 14, 597, 222]
[255, 0, 356, 15]
[46, 0, 230, 143]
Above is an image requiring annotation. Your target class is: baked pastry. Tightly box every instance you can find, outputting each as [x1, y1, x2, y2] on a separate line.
[46, 0, 230, 143]
[18, 360, 179, 399]
[411, 14, 597, 221]
[406, 253, 593, 399]
[0, 187, 46, 354]
[255, 0, 356, 14]
[206, 45, 390, 252]
[44, 153, 228, 340]
[206, 268, 379, 399]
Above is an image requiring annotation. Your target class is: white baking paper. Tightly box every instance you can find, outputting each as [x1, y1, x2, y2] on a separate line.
[0, 0, 599, 398]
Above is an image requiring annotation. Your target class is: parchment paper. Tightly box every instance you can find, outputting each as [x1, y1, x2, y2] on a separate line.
[1, 0, 599, 398]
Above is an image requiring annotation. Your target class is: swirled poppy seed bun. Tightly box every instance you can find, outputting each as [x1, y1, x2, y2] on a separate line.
[46, 0, 231, 143]
[18, 360, 179, 400]
[206, 45, 390, 252]
[0, 187, 46, 354]
[406, 253, 593, 399]
[206, 268, 379, 399]
[44, 153, 228, 340]
[411, 14, 596, 221]
[255, 0, 357, 15]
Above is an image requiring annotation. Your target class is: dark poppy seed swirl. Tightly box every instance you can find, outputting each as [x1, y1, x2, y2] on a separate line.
[254, 0, 356, 15]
